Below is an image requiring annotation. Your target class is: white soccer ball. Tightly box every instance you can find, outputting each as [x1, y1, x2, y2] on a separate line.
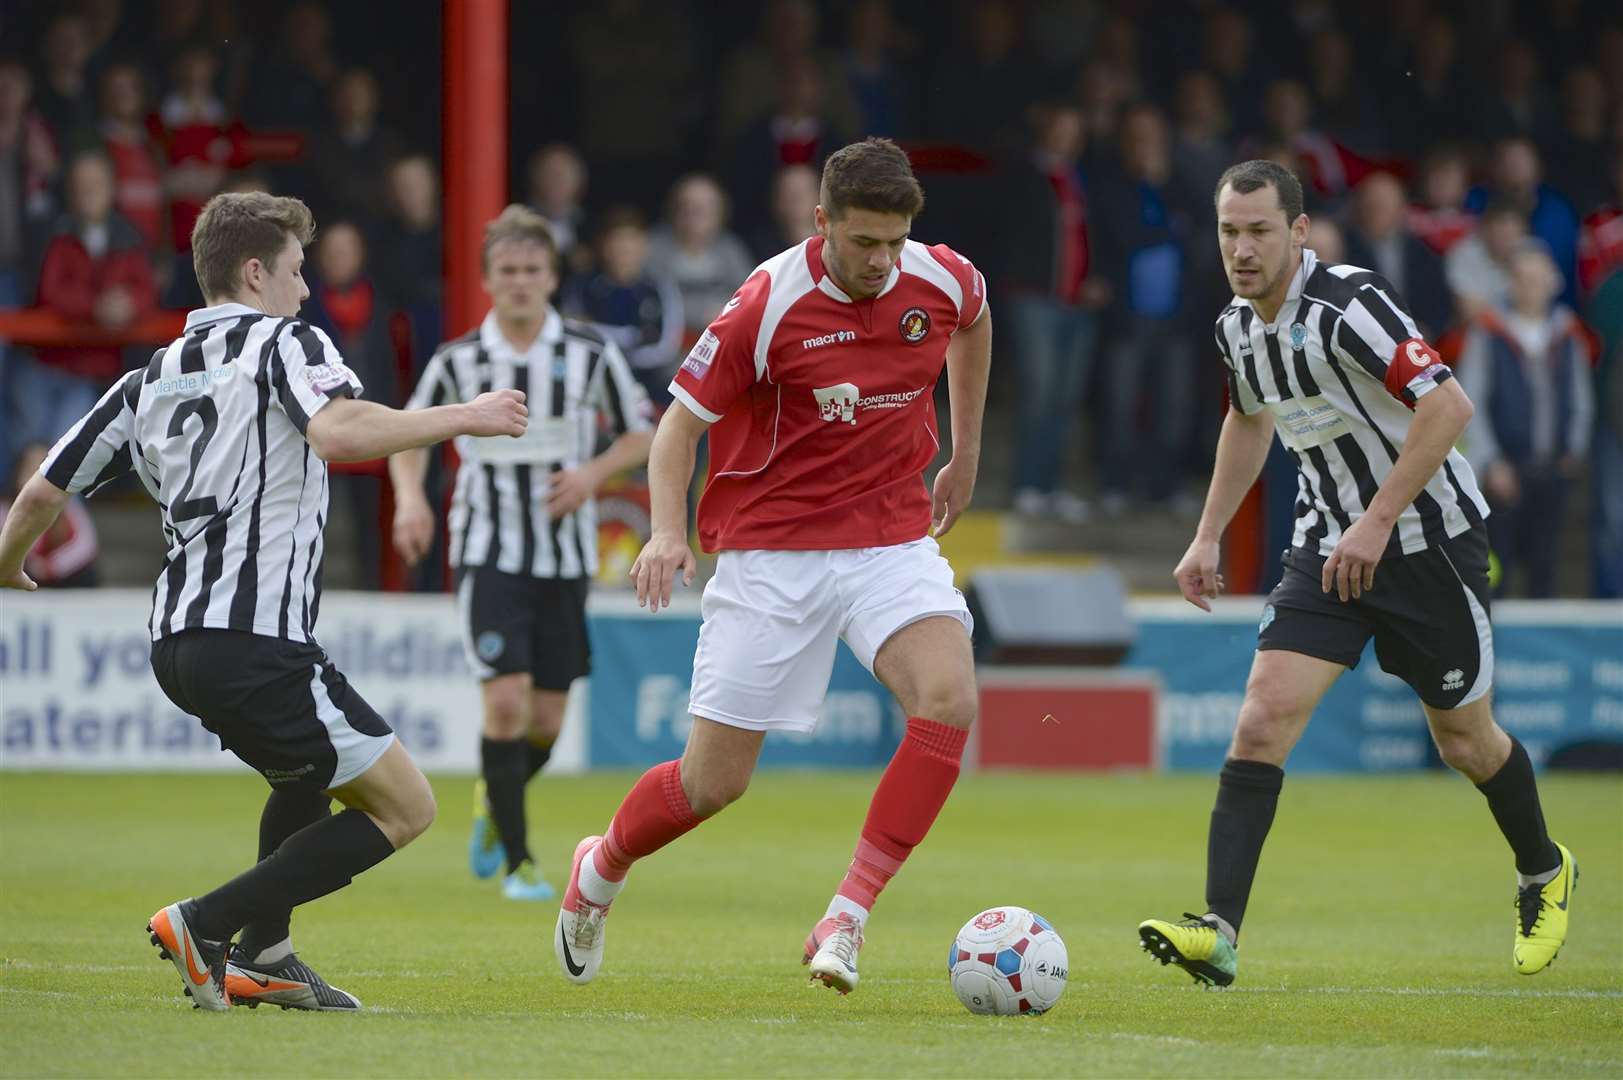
[949, 905, 1068, 1015]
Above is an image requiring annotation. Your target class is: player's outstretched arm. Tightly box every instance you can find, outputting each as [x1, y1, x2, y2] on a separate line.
[934, 304, 992, 538]
[1175, 406, 1276, 611]
[630, 403, 707, 611]
[1321, 378, 1474, 601]
[306, 391, 527, 464]
[0, 473, 71, 591]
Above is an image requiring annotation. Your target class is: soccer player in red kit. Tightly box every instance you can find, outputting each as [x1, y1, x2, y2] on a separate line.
[554, 139, 992, 994]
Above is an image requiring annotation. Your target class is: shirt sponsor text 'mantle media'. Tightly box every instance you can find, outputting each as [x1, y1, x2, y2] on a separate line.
[40, 303, 362, 643]
[1216, 248, 1488, 558]
[669, 235, 987, 553]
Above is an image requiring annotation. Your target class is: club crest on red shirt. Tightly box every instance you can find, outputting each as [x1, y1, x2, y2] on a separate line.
[899, 306, 930, 344]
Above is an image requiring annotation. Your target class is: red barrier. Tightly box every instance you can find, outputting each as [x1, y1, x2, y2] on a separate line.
[976, 668, 1159, 770]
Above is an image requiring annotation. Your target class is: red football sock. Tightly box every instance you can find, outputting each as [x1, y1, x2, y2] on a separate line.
[593, 759, 701, 882]
[836, 717, 968, 911]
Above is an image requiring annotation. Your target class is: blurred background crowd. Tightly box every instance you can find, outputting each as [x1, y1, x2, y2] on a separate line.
[1, 0, 1620, 599]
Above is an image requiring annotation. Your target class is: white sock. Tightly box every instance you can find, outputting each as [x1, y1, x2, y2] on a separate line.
[1517, 864, 1561, 889]
[248, 936, 293, 965]
[824, 894, 870, 928]
[577, 843, 625, 907]
[1203, 913, 1238, 947]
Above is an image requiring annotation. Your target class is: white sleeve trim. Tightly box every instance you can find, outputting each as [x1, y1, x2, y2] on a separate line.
[669, 383, 722, 424]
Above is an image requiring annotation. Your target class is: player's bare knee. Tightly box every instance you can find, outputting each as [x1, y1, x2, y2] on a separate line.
[912, 682, 977, 730]
[481, 686, 528, 740]
[391, 783, 437, 848]
[687, 770, 750, 817]
[1231, 694, 1300, 760]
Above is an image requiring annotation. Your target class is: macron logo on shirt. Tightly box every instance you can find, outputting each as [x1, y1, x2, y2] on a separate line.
[802, 330, 857, 350]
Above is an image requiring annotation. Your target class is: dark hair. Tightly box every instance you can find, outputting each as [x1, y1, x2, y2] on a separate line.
[1215, 159, 1305, 223]
[191, 191, 316, 302]
[820, 137, 924, 219]
[596, 205, 647, 241]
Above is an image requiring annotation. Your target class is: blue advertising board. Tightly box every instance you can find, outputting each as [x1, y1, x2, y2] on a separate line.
[1131, 599, 1623, 772]
[586, 599, 904, 768]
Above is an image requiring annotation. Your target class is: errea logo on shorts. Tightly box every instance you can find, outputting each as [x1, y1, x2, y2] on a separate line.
[813, 383, 928, 425]
[1442, 668, 1465, 691]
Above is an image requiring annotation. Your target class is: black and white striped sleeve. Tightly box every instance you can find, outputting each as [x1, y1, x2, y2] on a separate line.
[41, 370, 140, 496]
[589, 339, 654, 436]
[405, 348, 460, 411]
[1218, 318, 1264, 415]
[271, 321, 364, 434]
[1331, 280, 1451, 407]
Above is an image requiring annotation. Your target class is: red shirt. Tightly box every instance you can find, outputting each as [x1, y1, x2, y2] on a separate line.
[1579, 206, 1623, 296]
[670, 236, 986, 553]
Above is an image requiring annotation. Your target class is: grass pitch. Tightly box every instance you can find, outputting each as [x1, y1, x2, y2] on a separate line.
[1, 769, 1619, 1077]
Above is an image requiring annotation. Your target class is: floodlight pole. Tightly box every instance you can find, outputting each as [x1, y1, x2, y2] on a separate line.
[444, 0, 509, 337]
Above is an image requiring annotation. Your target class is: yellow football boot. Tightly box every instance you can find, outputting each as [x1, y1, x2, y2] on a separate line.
[1515, 842, 1577, 975]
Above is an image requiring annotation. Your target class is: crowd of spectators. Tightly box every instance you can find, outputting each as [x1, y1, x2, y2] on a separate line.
[2, 0, 1620, 597]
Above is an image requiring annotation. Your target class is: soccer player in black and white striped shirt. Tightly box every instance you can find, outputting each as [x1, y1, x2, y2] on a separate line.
[0, 192, 528, 1012]
[1137, 161, 1576, 987]
[389, 206, 652, 901]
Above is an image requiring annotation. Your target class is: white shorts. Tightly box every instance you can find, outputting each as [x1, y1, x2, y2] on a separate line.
[687, 537, 972, 733]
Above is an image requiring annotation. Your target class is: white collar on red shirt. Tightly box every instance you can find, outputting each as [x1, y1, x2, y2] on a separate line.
[479, 306, 563, 359]
[807, 236, 903, 303]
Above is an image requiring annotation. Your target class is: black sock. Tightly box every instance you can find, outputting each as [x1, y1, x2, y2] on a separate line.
[190, 809, 394, 941]
[238, 787, 332, 956]
[1205, 758, 1285, 938]
[482, 736, 531, 873]
[524, 739, 554, 784]
[1476, 737, 1561, 875]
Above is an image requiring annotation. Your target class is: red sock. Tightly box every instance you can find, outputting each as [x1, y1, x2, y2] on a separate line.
[593, 759, 701, 882]
[836, 717, 968, 911]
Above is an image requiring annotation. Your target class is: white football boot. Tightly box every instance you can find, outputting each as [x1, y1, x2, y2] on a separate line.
[804, 912, 864, 995]
[555, 836, 612, 985]
[147, 900, 231, 1011]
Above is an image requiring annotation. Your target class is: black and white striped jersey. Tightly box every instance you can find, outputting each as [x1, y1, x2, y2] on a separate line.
[406, 308, 652, 579]
[40, 302, 363, 643]
[1217, 248, 1489, 557]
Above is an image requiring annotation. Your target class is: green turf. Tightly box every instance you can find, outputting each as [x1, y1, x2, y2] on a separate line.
[1, 770, 1619, 1077]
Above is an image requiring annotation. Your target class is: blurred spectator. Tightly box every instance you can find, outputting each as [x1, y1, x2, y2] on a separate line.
[1447, 202, 1528, 320]
[157, 45, 229, 301]
[1307, 217, 1345, 264]
[374, 153, 444, 362]
[1408, 145, 1476, 255]
[305, 68, 405, 227]
[1476, 41, 1557, 145]
[1075, 61, 1132, 174]
[930, 1, 1035, 153]
[570, 0, 698, 204]
[1457, 243, 1593, 598]
[78, 0, 128, 80]
[1090, 15, 1145, 103]
[97, 63, 164, 251]
[305, 221, 398, 591]
[1253, 79, 1368, 200]
[750, 163, 820, 262]
[1202, 7, 1264, 136]
[1389, 13, 1469, 159]
[28, 151, 156, 444]
[1578, 151, 1623, 298]
[1547, 68, 1612, 217]
[725, 58, 852, 235]
[0, 58, 59, 300]
[526, 143, 591, 278]
[1586, 257, 1623, 597]
[244, 2, 338, 130]
[1466, 138, 1581, 308]
[35, 13, 99, 154]
[1306, 29, 1383, 154]
[564, 207, 684, 404]
[1092, 104, 1198, 514]
[0, 443, 100, 588]
[716, 0, 860, 143]
[645, 174, 756, 335]
[1171, 72, 1231, 211]
[1342, 172, 1453, 338]
[997, 103, 1103, 523]
[840, 0, 912, 138]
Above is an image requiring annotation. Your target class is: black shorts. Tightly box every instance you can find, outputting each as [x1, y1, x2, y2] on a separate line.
[1258, 526, 1495, 710]
[150, 629, 395, 790]
[455, 567, 592, 690]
